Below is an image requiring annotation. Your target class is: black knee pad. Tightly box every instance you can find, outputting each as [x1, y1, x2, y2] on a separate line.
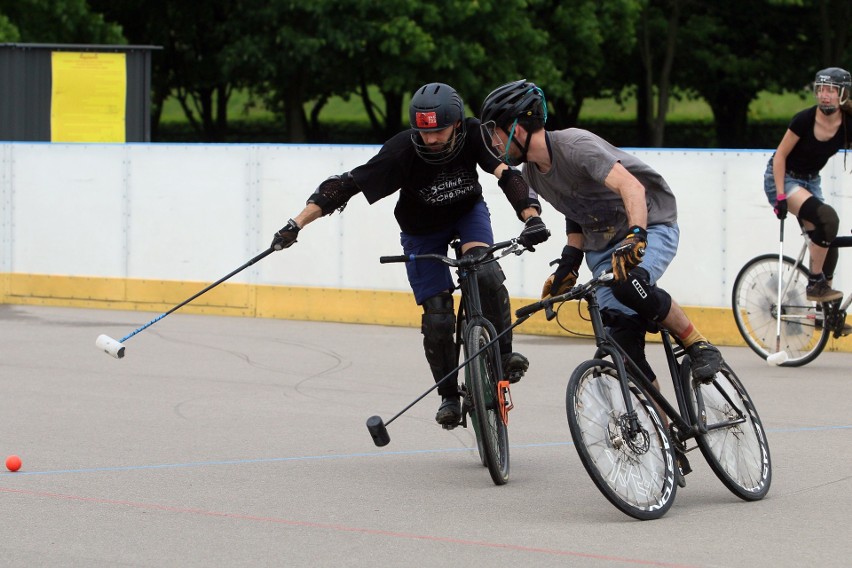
[421, 292, 458, 395]
[799, 196, 839, 247]
[600, 309, 656, 381]
[421, 292, 455, 341]
[610, 267, 672, 323]
[463, 246, 506, 289]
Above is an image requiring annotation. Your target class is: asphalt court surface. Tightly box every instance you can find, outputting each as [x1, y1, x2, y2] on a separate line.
[1, 303, 850, 567]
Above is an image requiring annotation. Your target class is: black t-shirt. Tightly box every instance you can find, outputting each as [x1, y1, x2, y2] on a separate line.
[349, 117, 502, 234]
[786, 106, 852, 175]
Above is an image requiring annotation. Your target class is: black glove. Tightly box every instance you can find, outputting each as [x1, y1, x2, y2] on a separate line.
[773, 194, 787, 220]
[271, 219, 301, 250]
[612, 226, 647, 281]
[542, 245, 583, 298]
[518, 216, 550, 250]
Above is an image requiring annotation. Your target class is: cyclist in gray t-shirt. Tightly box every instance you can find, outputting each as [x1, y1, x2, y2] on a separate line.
[479, 79, 723, 393]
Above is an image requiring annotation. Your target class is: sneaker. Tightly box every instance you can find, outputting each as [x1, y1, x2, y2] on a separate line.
[501, 352, 529, 384]
[676, 458, 690, 488]
[686, 341, 723, 382]
[806, 276, 843, 302]
[435, 396, 461, 425]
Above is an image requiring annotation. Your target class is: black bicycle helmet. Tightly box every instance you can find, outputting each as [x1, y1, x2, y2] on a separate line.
[409, 82, 466, 164]
[479, 79, 546, 131]
[814, 67, 851, 114]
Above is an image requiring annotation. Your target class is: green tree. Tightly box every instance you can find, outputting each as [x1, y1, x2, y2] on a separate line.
[0, 0, 123, 44]
[0, 14, 20, 41]
[91, 0, 252, 142]
[528, 0, 642, 130]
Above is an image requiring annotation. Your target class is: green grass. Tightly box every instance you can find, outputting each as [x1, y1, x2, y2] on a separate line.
[160, 88, 812, 125]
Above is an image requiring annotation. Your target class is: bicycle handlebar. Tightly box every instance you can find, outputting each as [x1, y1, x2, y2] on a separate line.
[515, 271, 615, 319]
[380, 239, 525, 268]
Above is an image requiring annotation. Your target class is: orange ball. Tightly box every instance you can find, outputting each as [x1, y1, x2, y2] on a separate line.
[5, 455, 21, 472]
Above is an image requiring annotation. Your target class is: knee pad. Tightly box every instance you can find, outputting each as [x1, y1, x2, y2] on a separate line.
[463, 246, 506, 290]
[610, 267, 672, 322]
[421, 292, 455, 341]
[421, 292, 458, 393]
[799, 196, 839, 247]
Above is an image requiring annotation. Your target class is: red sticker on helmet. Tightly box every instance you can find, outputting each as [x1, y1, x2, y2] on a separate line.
[415, 111, 438, 128]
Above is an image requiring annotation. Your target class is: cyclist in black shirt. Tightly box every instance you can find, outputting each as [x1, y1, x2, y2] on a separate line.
[764, 67, 852, 301]
[270, 82, 549, 425]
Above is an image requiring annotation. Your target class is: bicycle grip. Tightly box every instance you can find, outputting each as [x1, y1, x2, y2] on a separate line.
[379, 255, 410, 264]
[515, 299, 547, 318]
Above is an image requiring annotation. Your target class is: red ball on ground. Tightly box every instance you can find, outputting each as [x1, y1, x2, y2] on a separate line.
[5, 455, 22, 472]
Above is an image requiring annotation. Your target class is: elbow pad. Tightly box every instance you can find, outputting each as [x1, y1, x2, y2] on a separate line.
[307, 172, 361, 216]
[498, 167, 541, 220]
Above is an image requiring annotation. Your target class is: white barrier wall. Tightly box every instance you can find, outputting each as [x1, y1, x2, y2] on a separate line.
[2, 142, 852, 309]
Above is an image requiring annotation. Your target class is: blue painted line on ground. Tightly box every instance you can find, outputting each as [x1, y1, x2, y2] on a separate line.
[3, 425, 848, 477]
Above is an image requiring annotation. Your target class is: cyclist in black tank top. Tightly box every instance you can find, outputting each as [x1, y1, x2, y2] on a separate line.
[764, 67, 852, 302]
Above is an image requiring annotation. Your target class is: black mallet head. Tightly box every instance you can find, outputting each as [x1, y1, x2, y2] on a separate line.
[366, 415, 391, 447]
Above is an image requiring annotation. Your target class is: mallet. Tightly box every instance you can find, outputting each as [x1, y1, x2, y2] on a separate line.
[96, 248, 275, 359]
[366, 313, 531, 447]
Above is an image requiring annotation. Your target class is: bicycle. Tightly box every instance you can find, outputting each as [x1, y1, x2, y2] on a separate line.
[733, 230, 852, 366]
[516, 272, 772, 520]
[367, 238, 531, 486]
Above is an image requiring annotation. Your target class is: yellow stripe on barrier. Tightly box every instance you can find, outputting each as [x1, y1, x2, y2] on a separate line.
[2, 272, 850, 352]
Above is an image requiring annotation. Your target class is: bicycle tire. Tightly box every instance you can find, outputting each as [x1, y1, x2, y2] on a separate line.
[681, 362, 772, 501]
[467, 324, 510, 485]
[461, 385, 488, 468]
[732, 253, 829, 366]
[566, 359, 677, 520]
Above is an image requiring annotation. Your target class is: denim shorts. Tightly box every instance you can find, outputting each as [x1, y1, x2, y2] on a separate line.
[400, 199, 494, 305]
[762, 156, 823, 206]
[584, 223, 680, 317]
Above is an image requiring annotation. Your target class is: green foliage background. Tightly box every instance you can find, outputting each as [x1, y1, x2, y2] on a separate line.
[1, 0, 849, 148]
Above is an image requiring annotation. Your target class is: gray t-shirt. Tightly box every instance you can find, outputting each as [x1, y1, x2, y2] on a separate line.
[522, 128, 678, 251]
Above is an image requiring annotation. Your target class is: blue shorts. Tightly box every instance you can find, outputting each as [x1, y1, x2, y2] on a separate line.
[763, 156, 823, 206]
[400, 200, 495, 305]
[585, 223, 680, 317]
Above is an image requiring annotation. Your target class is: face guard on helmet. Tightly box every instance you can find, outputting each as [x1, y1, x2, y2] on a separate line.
[479, 79, 547, 165]
[813, 67, 851, 115]
[409, 83, 466, 164]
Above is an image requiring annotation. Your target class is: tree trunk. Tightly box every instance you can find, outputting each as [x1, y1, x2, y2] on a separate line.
[709, 87, 753, 148]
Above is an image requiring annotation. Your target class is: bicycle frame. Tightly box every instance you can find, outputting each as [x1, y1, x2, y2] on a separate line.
[532, 275, 749, 445]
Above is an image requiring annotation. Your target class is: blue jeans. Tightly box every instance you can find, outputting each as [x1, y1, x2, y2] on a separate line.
[400, 199, 494, 304]
[585, 223, 680, 317]
[763, 156, 823, 206]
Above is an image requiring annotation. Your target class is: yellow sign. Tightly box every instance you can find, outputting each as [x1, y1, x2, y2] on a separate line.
[50, 52, 127, 142]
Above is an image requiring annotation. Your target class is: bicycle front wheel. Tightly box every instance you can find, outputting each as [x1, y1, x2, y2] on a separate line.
[682, 362, 772, 501]
[732, 253, 828, 366]
[467, 324, 509, 485]
[566, 359, 677, 520]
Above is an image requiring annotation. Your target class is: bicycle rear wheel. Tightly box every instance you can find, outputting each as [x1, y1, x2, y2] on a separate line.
[566, 359, 677, 520]
[467, 324, 510, 485]
[681, 362, 772, 501]
[732, 254, 828, 366]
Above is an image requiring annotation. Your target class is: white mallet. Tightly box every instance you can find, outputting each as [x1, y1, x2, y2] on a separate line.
[767, 217, 787, 366]
[95, 248, 275, 359]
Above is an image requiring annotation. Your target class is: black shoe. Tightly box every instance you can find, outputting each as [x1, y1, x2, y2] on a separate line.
[435, 396, 461, 425]
[501, 352, 529, 384]
[686, 341, 723, 382]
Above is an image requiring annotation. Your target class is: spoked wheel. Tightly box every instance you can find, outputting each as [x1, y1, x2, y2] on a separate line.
[459, 385, 487, 468]
[732, 253, 828, 366]
[681, 362, 772, 500]
[566, 359, 677, 520]
[467, 324, 509, 485]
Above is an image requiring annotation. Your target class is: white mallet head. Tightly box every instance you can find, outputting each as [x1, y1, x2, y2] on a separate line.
[96, 334, 126, 359]
[766, 351, 788, 366]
